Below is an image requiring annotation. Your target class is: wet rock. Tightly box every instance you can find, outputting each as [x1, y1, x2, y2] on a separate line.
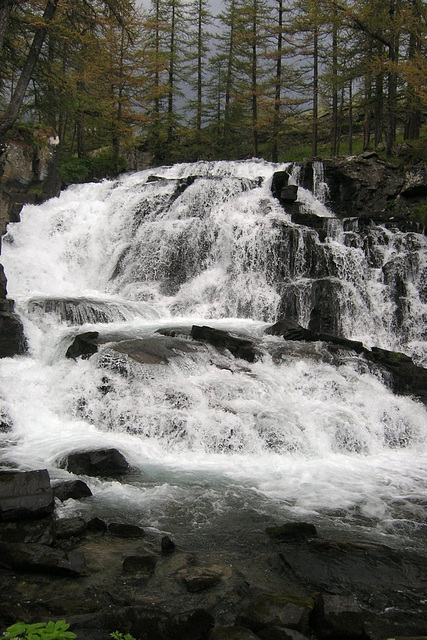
[257, 627, 311, 640]
[161, 534, 176, 554]
[0, 516, 55, 545]
[266, 318, 365, 354]
[60, 448, 130, 478]
[279, 539, 427, 599]
[108, 522, 146, 538]
[236, 594, 314, 635]
[265, 522, 318, 541]
[208, 626, 261, 640]
[53, 479, 92, 502]
[112, 334, 197, 365]
[123, 553, 157, 575]
[171, 608, 215, 639]
[311, 594, 371, 640]
[86, 516, 108, 533]
[0, 469, 54, 521]
[191, 325, 258, 362]
[65, 331, 99, 359]
[55, 516, 87, 540]
[364, 346, 427, 404]
[180, 566, 223, 593]
[0, 306, 27, 357]
[401, 165, 427, 198]
[0, 541, 86, 576]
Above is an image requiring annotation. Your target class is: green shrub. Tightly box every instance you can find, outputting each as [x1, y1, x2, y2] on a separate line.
[3, 620, 76, 640]
[58, 153, 127, 185]
[412, 203, 427, 227]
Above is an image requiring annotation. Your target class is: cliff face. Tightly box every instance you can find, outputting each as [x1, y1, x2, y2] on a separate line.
[0, 139, 62, 357]
[302, 153, 427, 230]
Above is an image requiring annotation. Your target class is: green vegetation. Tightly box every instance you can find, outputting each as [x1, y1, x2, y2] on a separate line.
[2, 620, 76, 640]
[0, 0, 426, 174]
[1, 622, 137, 640]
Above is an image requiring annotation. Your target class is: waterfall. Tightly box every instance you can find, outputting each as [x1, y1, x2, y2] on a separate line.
[0, 159, 426, 547]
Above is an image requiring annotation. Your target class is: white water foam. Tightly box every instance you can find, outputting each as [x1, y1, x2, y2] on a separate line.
[1, 160, 426, 546]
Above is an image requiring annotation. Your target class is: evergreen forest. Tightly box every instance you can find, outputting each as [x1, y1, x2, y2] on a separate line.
[0, 0, 426, 178]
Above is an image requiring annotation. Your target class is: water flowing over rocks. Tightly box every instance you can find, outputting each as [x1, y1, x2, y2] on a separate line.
[1, 470, 427, 638]
[0, 158, 427, 638]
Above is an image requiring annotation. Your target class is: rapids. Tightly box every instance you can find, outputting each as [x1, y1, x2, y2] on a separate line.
[0, 159, 426, 550]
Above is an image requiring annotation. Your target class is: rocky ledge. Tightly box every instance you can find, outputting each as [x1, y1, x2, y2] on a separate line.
[1, 468, 427, 640]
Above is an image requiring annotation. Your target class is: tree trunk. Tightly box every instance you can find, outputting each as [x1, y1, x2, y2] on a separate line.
[312, 15, 318, 157]
[0, 0, 59, 138]
[330, 0, 339, 156]
[0, 0, 15, 52]
[271, 0, 283, 163]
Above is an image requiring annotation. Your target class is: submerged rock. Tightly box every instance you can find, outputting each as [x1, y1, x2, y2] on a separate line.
[191, 325, 258, 362]
[65, 331, 99, 359]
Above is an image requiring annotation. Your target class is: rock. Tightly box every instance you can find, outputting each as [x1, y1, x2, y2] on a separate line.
[236, 594, 314, 634]
[161, 534, 176, 554]
[65, 331, 99, 359]
[279, 539, 427, 598]
[311, 594, 371, 640]
[321, 156, 403, 218]
[0, 469, 54, 521]
[0, 305, 27, 358]
[265, 522, 318, 541]
[180, 566, 223, 593]
[401, 165, 427, 198]
[86, 516, 108, 533]
[208, 626, 261, 640]
[170, 608, 215, 640]
[112, 334, 197, 365]
[122, 553, 157, 575]
[0, 541, 86, 576]
[60, 448, 130, 477]
[55, 516, 87, 540]
[257, 628, 311, 640]
[364, 346, 427, 404]
[191, 325, 258, 362]
[265, 318, 365, 354]
[53, 479, 92, 501]
[108, 522, 146, 538]
[0, 516, 55, 545]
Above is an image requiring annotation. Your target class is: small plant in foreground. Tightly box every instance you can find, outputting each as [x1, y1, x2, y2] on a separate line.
[3, 620, 76, 640]
[110, 632, 137, 640]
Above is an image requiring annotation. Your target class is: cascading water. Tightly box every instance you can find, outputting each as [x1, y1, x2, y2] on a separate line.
[0, 159, 426, 549]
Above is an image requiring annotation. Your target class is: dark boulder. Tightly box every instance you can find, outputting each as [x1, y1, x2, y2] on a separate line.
[191, 325, 258, 362]
[0, 516, 55, 545]
[208, 627, 261, 640]
[236, 594, 314, 635]
[65, 331, 99, 359]
[364, 347, 427, 404]
[55, 516, 88, 540]
[311, 594, 371, 640]
[265, 522, 318, 542]
[53, 479, 92, 502]
[108, 522, 145, 538]
[0, 469, 54, 521]
[265, 318, 365, 354]
[0, 304, 27, 358]
[0, 541, 86, 576]
[60, 448, 130, 478]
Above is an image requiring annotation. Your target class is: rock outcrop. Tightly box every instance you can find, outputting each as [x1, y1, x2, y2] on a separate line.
[0, 137, 62, 358]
